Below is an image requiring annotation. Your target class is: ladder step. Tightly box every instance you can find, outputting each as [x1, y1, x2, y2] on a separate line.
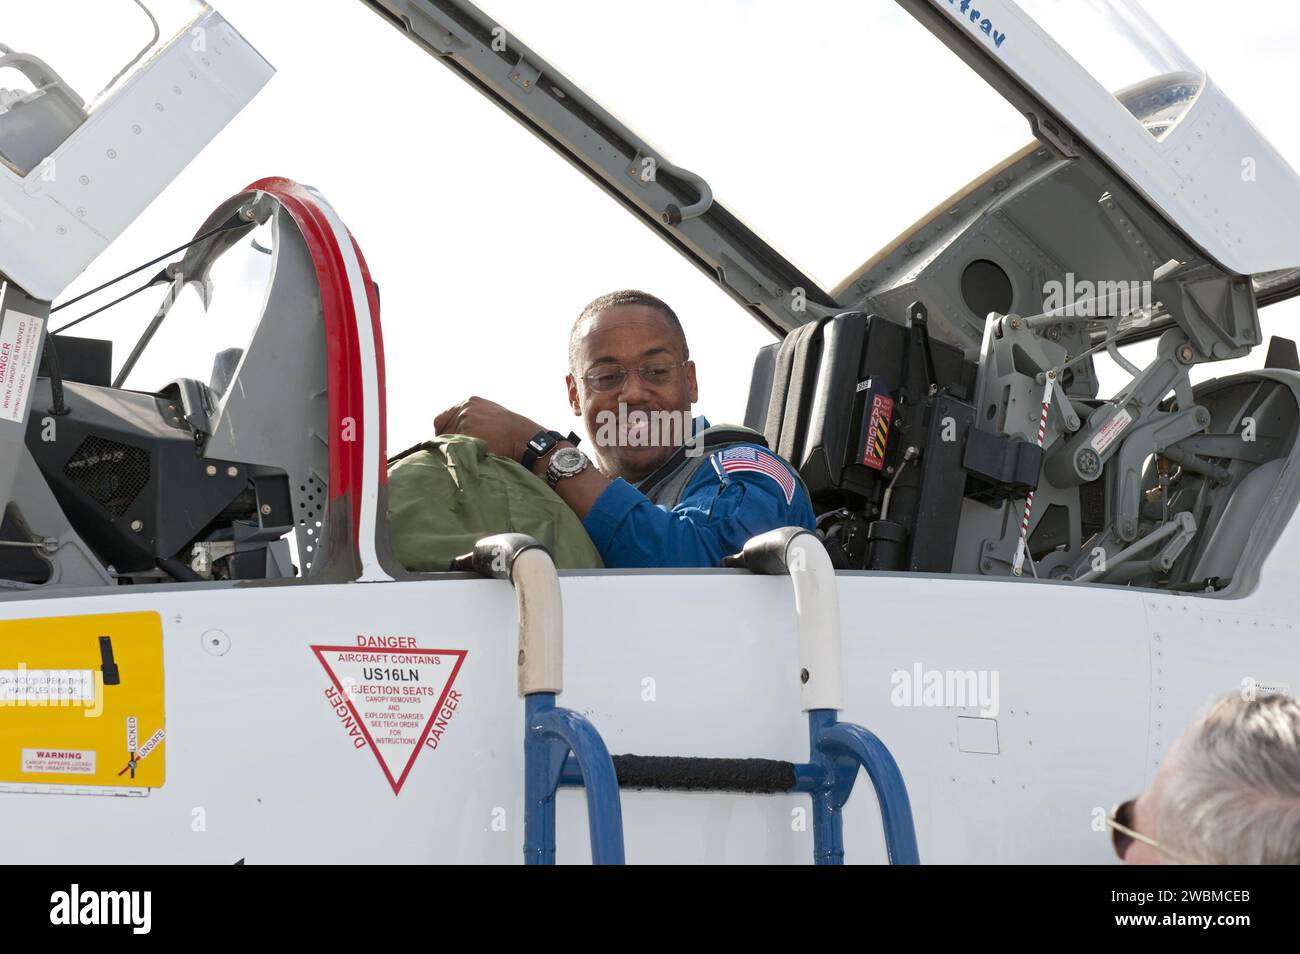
[601, 754, 797, 793]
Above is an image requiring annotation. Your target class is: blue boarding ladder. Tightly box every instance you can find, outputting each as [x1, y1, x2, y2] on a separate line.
[723, 527, 920, 864]
[453, 534, 625, 865]
[461, 528, 919, 865]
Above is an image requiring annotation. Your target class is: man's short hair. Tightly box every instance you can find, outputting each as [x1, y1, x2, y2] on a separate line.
[1160, 691, 1300, 863]
[569, 290, 689, 371]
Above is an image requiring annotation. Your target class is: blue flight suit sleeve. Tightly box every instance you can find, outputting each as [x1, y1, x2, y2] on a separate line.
[582, 444, 817, 568]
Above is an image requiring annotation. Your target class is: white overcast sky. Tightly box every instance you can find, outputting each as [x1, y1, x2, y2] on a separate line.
[29, 0, 1300, 453]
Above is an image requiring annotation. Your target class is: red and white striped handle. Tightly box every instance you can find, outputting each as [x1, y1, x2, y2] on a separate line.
[1012, 375, 1055, 576]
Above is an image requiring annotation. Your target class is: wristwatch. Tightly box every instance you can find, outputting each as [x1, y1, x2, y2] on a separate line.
[545, 446, 590, 487]
[520, 429, 580, 472]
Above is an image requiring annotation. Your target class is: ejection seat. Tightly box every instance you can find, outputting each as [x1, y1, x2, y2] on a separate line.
[1160, 367, 1300, 590]
[744, 311, 1300, 591]
[744, 309, 996, 572]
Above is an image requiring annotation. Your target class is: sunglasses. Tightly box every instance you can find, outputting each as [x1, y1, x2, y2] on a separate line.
[1106, 798, 1195, 864]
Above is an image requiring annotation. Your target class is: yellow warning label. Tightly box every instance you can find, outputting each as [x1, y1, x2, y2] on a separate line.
[0, 612, 165, 788]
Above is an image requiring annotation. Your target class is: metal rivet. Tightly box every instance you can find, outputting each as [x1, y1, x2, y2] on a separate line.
[130, 520, 143, 532]
[205, 465, 217, 476]
[260, 504, 272, 515]
[202, 629, 231, 657]
[226, 466, 238, 477]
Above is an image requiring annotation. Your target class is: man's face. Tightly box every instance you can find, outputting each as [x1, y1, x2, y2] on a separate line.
[566, 304, 698, 483]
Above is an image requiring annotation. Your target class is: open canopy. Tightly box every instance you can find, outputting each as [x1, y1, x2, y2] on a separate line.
[365, 0, 1300, 345]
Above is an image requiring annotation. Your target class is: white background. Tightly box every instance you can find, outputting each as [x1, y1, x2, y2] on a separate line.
[34, 0, 1300, 453]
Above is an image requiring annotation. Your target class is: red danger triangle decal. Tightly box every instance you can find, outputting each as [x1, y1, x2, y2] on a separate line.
[312, 643, 467, 795]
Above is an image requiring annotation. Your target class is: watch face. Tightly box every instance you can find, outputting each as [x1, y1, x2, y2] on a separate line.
[551, 447, 587, 475]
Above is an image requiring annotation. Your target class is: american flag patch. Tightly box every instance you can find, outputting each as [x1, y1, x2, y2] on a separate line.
[712, 446, 797, 505]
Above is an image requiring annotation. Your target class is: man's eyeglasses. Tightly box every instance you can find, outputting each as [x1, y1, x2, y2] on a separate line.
[1106, 798, 1193, 863]
[582, 361, 689, 393]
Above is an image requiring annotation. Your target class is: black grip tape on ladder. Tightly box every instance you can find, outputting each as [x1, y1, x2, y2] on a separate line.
[611, 754, 796, 793]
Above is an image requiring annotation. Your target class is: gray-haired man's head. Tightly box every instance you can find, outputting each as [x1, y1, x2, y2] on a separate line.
[1128, 691, 1300, 864]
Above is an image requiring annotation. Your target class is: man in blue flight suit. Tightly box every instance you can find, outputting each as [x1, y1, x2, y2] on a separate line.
[434, 290, 815, 567]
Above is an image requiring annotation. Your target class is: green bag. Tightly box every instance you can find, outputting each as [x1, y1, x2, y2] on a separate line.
[387, 434, 603, 571]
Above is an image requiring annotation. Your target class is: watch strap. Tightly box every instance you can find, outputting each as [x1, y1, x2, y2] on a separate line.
[520, 430, 581, 471]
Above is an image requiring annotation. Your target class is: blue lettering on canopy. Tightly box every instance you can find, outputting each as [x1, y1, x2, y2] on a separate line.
[951, 0, 1007, 48]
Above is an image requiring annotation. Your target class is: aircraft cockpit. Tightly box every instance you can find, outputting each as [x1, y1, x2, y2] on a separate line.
[4, 0, 1300, 600]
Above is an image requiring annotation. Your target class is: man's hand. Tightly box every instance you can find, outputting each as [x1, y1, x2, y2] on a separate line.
[436, 395, 610, 517]
[434, 396, 544, 463]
